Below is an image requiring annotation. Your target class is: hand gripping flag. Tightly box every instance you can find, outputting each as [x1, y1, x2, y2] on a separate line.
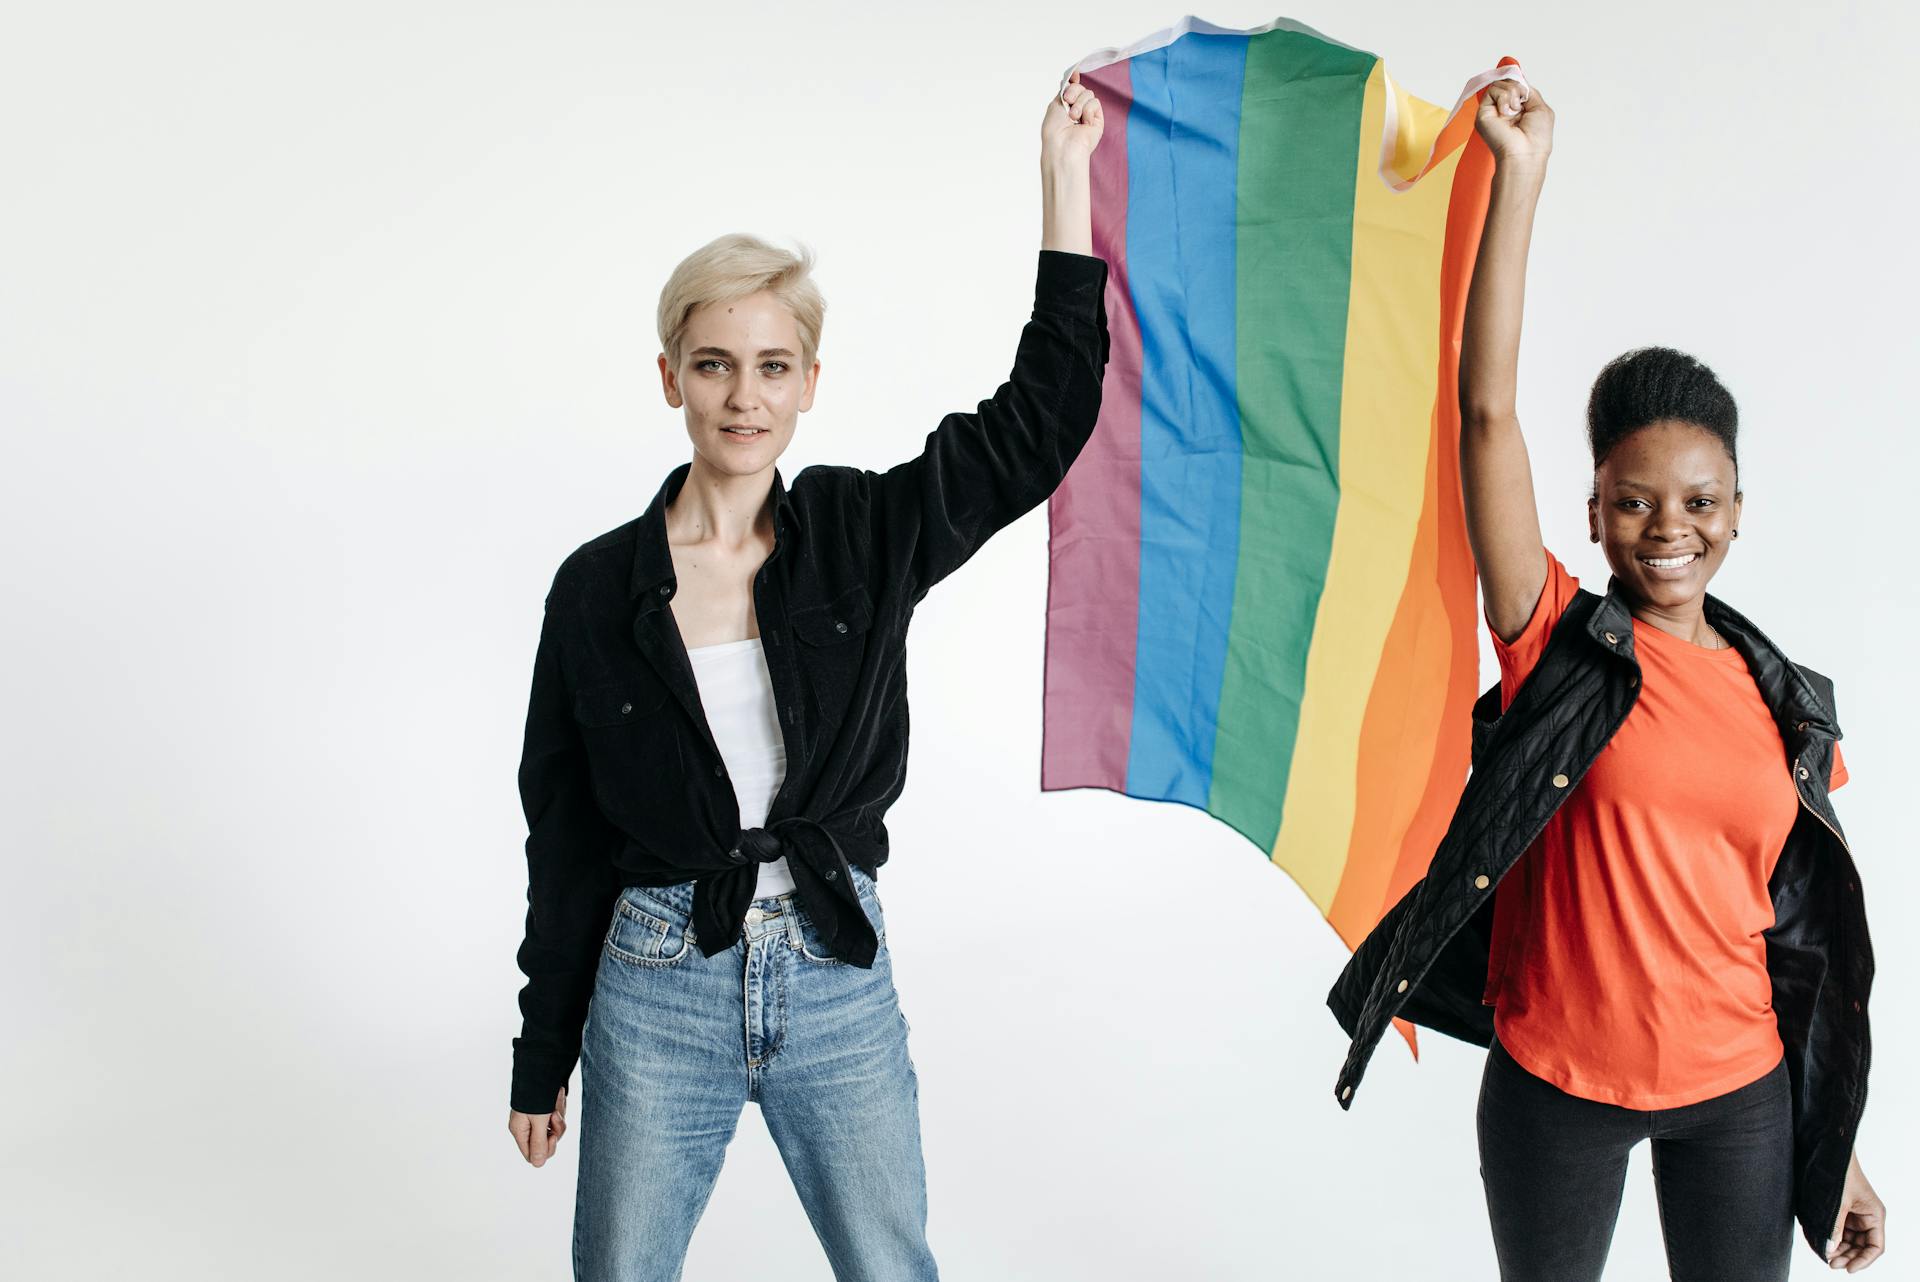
[1041, 18, 1521, 1030]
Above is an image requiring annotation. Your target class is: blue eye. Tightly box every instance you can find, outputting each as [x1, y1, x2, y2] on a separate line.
[762, 362, 788, 375]
[696, 359, 726, 373]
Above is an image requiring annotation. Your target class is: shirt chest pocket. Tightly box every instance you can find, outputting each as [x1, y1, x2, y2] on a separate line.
[789, 585, 875, 711]
[573, 679, 671, 726]
[571, 678, 682, 808]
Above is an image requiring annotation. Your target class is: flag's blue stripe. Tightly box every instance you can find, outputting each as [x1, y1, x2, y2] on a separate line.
[1123, 33, 1248, 807]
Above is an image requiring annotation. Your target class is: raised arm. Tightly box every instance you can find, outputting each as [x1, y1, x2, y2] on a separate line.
[1460, 78, 1555, 642]
[877, 74, 1109, 600]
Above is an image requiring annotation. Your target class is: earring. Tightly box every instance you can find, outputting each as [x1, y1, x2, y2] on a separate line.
[1732, 529, 1740, 539]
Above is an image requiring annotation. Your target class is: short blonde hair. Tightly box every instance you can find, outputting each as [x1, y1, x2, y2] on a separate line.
[656, 233, 825, 369]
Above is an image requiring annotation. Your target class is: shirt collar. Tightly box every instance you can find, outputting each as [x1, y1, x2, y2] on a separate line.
[628, 462, 802, 599]
[1594, 577, 1840, 739]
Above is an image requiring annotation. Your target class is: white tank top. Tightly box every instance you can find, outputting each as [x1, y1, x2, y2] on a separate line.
[685, 637, 793, 898]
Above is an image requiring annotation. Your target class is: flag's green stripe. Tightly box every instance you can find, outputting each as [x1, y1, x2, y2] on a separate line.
[1207, 30, 1376, 846]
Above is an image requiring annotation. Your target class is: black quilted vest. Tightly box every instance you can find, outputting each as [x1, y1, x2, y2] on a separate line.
[1326, 583, 1874, 1258]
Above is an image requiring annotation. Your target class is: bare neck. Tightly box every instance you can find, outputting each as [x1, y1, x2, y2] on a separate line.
[1627, 594, 1719, 647]
[665, 458, 777, 550]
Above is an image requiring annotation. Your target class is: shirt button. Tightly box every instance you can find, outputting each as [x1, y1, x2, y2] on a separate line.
[835, 620, 848, 634]
[713, 765, 726, 779]
[620, 702, 633, 715]
[658, 584, 672, 596]
[728, 846, 745, 862]
[1396, 979, 1409, 993]
[1474, 875, 1490, 890]
[824, 868, 839, 881]
[1551, 773, 1570, 789]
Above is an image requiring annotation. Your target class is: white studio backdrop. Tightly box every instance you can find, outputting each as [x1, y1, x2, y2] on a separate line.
[2, 1, 1913, 1278]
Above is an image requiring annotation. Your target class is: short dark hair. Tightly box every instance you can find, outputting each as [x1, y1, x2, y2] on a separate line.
[1586, 346, 1738, 473]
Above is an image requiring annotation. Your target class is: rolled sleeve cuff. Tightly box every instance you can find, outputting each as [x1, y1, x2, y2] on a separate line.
[1033, 249, 1108, 323]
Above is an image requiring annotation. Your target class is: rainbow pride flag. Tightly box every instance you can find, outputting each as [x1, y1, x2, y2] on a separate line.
[1042, 19, 1517, 959]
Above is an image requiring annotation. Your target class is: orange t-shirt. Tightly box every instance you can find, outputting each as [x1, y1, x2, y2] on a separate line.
[1483, 551, 1848, 1109]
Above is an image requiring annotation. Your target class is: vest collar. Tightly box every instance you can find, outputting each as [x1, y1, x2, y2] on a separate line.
[1588, 578, 1841, 741]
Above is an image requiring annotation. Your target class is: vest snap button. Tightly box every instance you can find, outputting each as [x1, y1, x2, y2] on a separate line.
[1551, 773, 1570, 788]
[1396, 979, 1409, 993]
[1474, 875, 1490, 890]
[1603, 631, 1618, 645]
[1797, 766, 1810, 780]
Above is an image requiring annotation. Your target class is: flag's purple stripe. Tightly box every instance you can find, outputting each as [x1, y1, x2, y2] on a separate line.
[1041, 58, 1142, 792]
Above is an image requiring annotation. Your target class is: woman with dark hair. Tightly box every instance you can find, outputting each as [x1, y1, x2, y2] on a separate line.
[1328, 77, 1886, 1279]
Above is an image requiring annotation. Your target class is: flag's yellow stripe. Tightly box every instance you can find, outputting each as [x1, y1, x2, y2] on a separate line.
[1271, 63, 1463, 909]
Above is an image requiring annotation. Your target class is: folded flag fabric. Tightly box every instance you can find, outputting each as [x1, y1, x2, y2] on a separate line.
[1042, 17, 1518, 976]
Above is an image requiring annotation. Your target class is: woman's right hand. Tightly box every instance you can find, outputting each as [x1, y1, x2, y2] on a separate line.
[1476, 78, 1554, 168]
[508, 1086, 568, 1167]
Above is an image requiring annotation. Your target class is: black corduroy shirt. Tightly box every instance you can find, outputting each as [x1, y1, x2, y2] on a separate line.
[510, 251, 1110, 1113]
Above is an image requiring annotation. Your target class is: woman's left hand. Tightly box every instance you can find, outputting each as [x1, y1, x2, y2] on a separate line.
[1829, 1150, 1887, 1270]
[1041, 70, 1105, 169]
[1039, 71, 1101, 255]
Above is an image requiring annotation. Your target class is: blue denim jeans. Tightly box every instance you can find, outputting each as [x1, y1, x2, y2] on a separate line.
[573, 865, 938, 1282]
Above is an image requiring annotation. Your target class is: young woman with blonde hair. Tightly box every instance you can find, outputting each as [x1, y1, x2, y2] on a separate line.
[505, 75, 1107, 1281]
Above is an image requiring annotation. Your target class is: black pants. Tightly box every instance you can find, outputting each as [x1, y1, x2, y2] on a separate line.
[1477, 1037, 1794, 1282]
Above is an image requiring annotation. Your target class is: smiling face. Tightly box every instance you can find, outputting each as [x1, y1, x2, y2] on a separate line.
[658, 289, 819, 480]
[1588, 419, 1743, 612]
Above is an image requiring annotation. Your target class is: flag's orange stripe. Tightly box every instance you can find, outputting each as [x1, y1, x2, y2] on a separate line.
[1329, 126, 1495, 950]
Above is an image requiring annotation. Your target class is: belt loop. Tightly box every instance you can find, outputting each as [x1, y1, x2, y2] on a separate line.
[783, 900, 802, 949]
